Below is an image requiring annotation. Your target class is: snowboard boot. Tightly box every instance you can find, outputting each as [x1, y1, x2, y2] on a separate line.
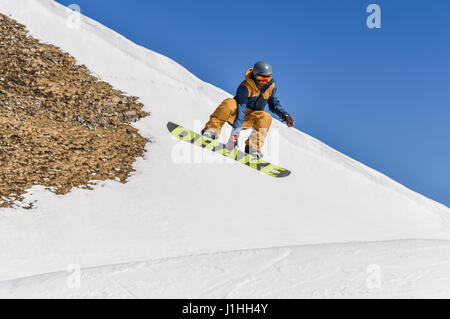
[245, 145, 263, 159]
[201, 128, 218, 140]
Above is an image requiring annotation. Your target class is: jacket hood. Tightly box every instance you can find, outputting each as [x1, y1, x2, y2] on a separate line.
[244, 68, 274, 91]
[244, 68, 258, 91]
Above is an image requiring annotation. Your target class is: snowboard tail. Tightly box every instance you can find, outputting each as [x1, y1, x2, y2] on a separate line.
[167, 122, 291, 178]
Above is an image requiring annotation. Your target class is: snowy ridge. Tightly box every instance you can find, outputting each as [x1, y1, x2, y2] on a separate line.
[60, 0, 450, 212]
[0, 0, 449, 297]
[2, 0, 446, 213]
[280, 128, 448, 213]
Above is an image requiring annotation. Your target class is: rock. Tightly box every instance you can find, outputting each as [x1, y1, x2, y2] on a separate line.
[0, 13, 149, 209]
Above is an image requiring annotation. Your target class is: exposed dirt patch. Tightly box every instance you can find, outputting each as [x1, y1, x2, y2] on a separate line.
[0, 14, 149, 208]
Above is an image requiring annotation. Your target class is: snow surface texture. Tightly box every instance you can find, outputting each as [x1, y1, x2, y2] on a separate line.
[0, 0, 449, 298]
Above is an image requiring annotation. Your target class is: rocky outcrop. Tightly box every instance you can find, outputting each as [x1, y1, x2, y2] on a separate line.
[0, 14, 149, 208]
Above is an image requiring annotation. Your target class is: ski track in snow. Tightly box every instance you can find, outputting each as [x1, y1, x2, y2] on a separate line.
[1, 240, 450, 298]
[0, 0, 450, 298]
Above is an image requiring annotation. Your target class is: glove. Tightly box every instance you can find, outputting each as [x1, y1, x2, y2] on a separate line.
[283, 113, 295, 127]
[226, 135, 238, 151]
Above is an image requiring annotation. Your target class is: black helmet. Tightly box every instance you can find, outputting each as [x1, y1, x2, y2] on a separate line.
[253, 61, 272, 77]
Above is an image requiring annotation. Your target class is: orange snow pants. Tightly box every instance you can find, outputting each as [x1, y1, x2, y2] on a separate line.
[204, 98, 272, 151]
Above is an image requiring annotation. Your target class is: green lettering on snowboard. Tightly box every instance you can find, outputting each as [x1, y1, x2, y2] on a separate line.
[193, 136, 221, 151]
[218, 147, 238, 160]
[238, 154, 267, 170]
[261, 164, 287, 177]
[167, 122, 291, 178]
[170, 125, 196, 143]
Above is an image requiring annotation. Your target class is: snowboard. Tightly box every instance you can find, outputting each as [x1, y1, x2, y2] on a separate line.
[167, 122, 291, 178]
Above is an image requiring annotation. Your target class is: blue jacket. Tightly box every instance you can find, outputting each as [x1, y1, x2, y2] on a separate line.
[231, 68, 288, 136]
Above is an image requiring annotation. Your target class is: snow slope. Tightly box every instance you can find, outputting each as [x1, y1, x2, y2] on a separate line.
[0, 0, 449, 298]
[2, 240, 450, 299]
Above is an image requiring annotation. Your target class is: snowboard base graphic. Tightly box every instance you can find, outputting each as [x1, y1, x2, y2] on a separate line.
[167, 122, 291, 178]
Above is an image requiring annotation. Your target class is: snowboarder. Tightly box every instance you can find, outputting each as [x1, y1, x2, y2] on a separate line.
[201, 61, 295, 158]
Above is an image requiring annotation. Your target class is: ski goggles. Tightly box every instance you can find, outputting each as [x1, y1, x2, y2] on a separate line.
[255, 74, 272, 85]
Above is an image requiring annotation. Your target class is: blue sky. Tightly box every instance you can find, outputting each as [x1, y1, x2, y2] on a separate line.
[56, 0, 449, 207]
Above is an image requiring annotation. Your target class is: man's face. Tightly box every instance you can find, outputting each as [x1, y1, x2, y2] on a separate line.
[255, 74, 272, 88]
